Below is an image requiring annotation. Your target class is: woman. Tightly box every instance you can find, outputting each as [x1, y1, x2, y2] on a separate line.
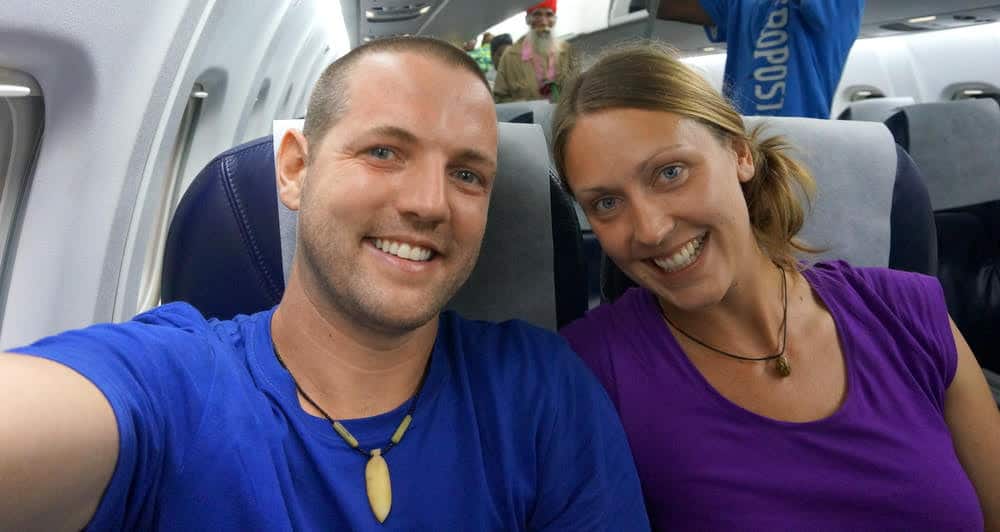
[553, 43, 1000, 530]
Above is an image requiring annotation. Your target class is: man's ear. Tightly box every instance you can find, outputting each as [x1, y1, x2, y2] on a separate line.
[276, 129, 309, 211]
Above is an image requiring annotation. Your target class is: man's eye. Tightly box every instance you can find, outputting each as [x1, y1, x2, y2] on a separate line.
[369, 147, 395, 160]
[455, 170, 482, 185]
[594, 197, 620, 213]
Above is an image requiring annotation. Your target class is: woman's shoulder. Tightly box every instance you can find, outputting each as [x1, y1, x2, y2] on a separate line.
[805, 260, 946, 313]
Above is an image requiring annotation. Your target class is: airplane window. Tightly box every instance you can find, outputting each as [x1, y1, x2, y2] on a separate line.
[951, 86, 1000, 106]
[135, 83, 206, 312]
[848, 87, 885, 102]
[0, 67, 43, 276]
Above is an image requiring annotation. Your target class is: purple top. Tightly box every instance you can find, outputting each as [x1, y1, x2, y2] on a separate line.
[561, 261, 983, 531]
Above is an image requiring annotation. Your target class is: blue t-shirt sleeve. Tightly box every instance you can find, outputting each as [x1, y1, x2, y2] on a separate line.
[528, 336, 650, 531]
[9, 303, 217, 530]
[798, 0, 865, 32]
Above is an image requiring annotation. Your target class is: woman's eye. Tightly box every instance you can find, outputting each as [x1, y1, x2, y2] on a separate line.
[660, 165, 684, 181]
[368, 147, 395, 160]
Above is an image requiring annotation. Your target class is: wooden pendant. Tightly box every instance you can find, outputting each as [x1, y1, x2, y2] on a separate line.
[775, 355, 791, 378]
[365, 449, 392, 523]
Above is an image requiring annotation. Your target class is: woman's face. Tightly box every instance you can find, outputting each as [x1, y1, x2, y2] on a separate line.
[564, 108, 758, 312]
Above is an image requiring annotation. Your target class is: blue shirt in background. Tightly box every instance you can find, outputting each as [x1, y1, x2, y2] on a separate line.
[699, 0, 864, 118]
[14, 303, 649, 531]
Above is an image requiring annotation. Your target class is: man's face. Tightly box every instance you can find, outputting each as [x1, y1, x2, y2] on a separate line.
[291, 52, 498, 334]
[526, 8, 556, 35]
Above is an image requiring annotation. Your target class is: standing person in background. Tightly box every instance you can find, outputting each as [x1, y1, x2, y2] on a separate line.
[490, 33, 513, 70]
[657, 0, 865, 118]
[494, 0, 576, 103]
[468, 32, 494, 74]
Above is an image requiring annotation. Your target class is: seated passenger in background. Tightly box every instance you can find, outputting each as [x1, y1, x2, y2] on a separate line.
[0, 36, 648, 531]
[552, 43, 1000, 530]
[657, 0, 864, 118]
[494, 0, 576, 103]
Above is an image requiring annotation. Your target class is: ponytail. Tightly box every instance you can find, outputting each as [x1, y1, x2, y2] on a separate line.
[742, 125, 819, 270]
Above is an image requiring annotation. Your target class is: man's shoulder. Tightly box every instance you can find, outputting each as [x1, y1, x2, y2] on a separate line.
[440, 312, 594, 383]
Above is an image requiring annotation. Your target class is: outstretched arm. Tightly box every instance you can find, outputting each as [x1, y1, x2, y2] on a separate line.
[0, 354, 118, 531]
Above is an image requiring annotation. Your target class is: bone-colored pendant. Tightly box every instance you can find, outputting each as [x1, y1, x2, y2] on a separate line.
[775, 355, 791, 378]
[365, 449, 392, 523]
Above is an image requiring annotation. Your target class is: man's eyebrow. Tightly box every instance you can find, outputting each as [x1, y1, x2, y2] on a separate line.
[453, 148, 497, 171]
[363, 125, 420, 144]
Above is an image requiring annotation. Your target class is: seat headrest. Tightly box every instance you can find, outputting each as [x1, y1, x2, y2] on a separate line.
[886, 99, 1000, 210]
[840, 97, 915, 122]
[745, 116, 897, 268]
[271, 120, 561, 329]
[496, 100, 556, 145]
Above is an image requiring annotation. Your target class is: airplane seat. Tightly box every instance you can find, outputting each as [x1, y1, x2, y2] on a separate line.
[496, 100, 556, 146]
[885, 99, 1000, 369]
[600, 116, 938, 305]
[161, 121, 587, 331]
[838, 97, 915, 122]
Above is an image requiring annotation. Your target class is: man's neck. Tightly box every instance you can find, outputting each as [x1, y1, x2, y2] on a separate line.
[270, 267, 437, 420]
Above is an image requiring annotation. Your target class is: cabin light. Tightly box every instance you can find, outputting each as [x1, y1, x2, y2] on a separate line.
[0, 84, 31, 98]
[855, 90, 873, 97]
[907, 15, 937, 24]
[191, 90, 209, 99]
[963, 89, 985, 96]
[702, 46, 716, 52]
[419, 5, 431, 15]
[365, 10, 376, 19]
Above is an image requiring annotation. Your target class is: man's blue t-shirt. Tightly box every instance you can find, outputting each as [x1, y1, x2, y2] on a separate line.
[699, 0, 864, 118]
[14, 303, 650, 531]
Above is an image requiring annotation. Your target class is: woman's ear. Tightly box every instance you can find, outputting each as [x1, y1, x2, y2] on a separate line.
[733, 137, 755, 183]
[276, 129, 309, 211]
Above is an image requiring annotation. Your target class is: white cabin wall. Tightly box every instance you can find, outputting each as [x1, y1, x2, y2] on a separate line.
[0, 0, 206, 347]
[0, 0, 349, 346]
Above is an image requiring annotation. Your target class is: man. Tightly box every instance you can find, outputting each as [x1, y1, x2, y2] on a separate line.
[657, 0, 865, 118]
[494, 0, 575, 103]
[0, 37, 649, 531]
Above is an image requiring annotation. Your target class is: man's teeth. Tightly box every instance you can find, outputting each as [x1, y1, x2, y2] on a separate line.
[654, 234, 706, 272]
[374, 239, 433, 262]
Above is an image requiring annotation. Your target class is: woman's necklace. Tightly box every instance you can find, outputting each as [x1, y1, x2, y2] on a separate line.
[272, 342, 431, 523]
[660, 265, 791, 378]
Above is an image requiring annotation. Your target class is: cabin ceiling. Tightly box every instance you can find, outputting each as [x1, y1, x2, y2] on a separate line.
[347, 0, 1000, 52]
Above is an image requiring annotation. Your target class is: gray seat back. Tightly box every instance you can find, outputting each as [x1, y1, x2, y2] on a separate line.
[840, 97, 915, 122]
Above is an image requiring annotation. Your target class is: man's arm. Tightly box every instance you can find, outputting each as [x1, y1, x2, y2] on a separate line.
[656, 0, 715, 26]
[0, 354, 118, 531]
[943, 320, 1000, 531]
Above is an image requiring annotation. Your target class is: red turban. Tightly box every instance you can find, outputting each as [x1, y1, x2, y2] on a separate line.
[527, 0, 557, 13]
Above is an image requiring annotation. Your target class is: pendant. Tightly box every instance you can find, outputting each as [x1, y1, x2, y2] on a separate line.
[775, 355, 791, 378]
[365, 449, 392, 523]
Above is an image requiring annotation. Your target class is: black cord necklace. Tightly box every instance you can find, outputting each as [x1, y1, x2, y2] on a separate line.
[272, 341, 432, 524]
[660, 264, 791, 378]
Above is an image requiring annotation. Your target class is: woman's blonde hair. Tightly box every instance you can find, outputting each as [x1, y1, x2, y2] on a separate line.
[551, 42, 818, 270]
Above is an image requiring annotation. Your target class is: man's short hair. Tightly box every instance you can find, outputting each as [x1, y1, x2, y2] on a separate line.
[303, 36, 491, 151]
